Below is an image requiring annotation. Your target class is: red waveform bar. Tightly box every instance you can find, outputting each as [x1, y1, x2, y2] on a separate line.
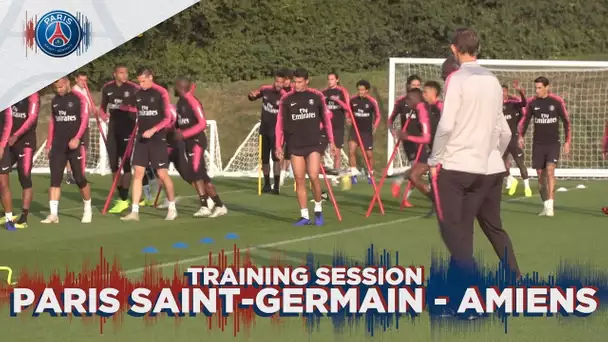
[0, 246, 293, 336]
[23, 11, 37, 56]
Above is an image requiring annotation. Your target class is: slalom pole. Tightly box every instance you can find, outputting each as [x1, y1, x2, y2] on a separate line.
[83, 83, 108, 149]
[365, 119, 411, 217]
[400, 143, 425, 210]
[347, 111, 385, 215]
[102, 125, 137, 215]
[319, 164, 342, 221]
[258, 135, 263, 195]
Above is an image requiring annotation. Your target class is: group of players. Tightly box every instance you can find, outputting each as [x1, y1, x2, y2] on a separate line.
[250, 58, 575, 224]
[0, 57, 586, 230]
[0, 66, 228, 230]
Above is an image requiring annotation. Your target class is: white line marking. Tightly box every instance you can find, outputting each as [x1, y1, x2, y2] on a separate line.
[124, 215, 425, 275]
[123, 186, 583, 276]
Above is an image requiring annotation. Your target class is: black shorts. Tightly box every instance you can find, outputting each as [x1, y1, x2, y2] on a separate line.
[403, 141, 429, 163]
[49, 143, 88, 188]
[261, 133, 279, 164]
[185, 140, 210, 183]
[503, 137, 524, 160]
[0, 146, 11, 174]
[348, 129, 373, 150]
[9, 143, 35, 175]
[532, 142, 560, 170]
[333, 129, 344, 149]
[283, 141, 291, 159]
[290, 135, 327, 158]
[132, 138, 169, 169]
[108, 126, 132, 173]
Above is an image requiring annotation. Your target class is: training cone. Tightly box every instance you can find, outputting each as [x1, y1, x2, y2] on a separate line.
[576, 184, 586, 189]
[556, 187, 568, 192]
[341, 175, 352, 191]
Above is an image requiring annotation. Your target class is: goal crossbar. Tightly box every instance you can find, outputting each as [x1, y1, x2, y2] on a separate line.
[388, 58, 608, 179]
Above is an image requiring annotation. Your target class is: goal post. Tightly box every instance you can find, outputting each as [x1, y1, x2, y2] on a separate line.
[32, 119, 223, 176]
[388, 58, 608, 178]
[223, 121, 350, 177]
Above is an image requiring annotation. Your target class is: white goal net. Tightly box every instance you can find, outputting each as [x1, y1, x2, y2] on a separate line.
[32, 119, 223, 176]
[223, 122, 350, 177]
[388, 58, 608, 178]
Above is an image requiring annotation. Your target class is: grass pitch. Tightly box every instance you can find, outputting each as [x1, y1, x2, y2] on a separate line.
[0, 174, 607, 341]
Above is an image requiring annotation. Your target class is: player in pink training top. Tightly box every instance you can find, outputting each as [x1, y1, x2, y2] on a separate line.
[101, 65, 145, 213]
[173, 77, 227, 218]
[42, 77, 93, 224]
[518, 76, 571, 217]
[347, 80, 381, 184]
[275, 68, 336, 226]
[0, 106, 14, 230]
[248, 70, 288, 194]
[5, 92, 39, 228]
[323, 72, 350, 175]
[121, 68, 177, 222]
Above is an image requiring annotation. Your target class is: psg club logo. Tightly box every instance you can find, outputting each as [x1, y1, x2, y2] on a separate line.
[25, 10, 92, 57]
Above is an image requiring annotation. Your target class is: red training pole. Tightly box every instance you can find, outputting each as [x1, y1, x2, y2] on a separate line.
[365, 119, 411, 217]
[83, 83, 108, 149]
[400, 143, 424, 210]
[102, 125, 137, 214]
[319, 164, 342, 221]
[347, 111, 385, 215]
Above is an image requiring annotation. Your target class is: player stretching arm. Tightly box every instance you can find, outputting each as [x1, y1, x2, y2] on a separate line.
[100, 65, 142, 214]
[173, 77, 227, 218]
[121, 68, 177, 221]
[518, 76, 571, 217]
[42, 77, 92, 224]
[248, 70, 287, 194]
[5, 92, 39, 228]
[275, 68, 335, 226]
[388, 75, 421, 200]
[322, 72, 350, 175]
[0, 107, 14, 230]
[502, 80, 531, 197]
[347, 80, 381, 184]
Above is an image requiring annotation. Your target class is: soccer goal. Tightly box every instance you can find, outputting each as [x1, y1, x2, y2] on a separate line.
[388, 58, 608, 178]
[32, 119, 223, 176]
[223, 122, 350, 177]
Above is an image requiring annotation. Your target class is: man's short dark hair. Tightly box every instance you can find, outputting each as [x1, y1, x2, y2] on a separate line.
[441, 54, 460, 80]
[114, 64, 127, 71]
[274, 69, 287, 79]
[76, 71, 87, 77]
[328, 71, 340, 79]
[293, 68, 309, 80]
[424, 81, 442, 94]
[534, 76, 550, 86]
[406, 87, 423, 101]
[406, 75, 421, 86]
[356, 80, 371, 90]
[451, 28, 480, 56]
[282, 68, 294, 79]
[136, 67, 154, 77]
[501, 84, 508, 89]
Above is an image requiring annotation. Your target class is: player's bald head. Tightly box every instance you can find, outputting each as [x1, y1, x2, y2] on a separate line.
[53, 76, 70, 95]
[441, 55, 460, 80]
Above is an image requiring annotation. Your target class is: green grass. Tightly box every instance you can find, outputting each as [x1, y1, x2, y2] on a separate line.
[0, 174, 607, 341]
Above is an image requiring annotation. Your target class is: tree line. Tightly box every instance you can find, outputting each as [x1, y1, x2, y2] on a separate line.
[78, 0, 608, 87]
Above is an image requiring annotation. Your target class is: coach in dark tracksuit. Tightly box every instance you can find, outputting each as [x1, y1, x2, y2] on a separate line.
[428, 29, 521, 280]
